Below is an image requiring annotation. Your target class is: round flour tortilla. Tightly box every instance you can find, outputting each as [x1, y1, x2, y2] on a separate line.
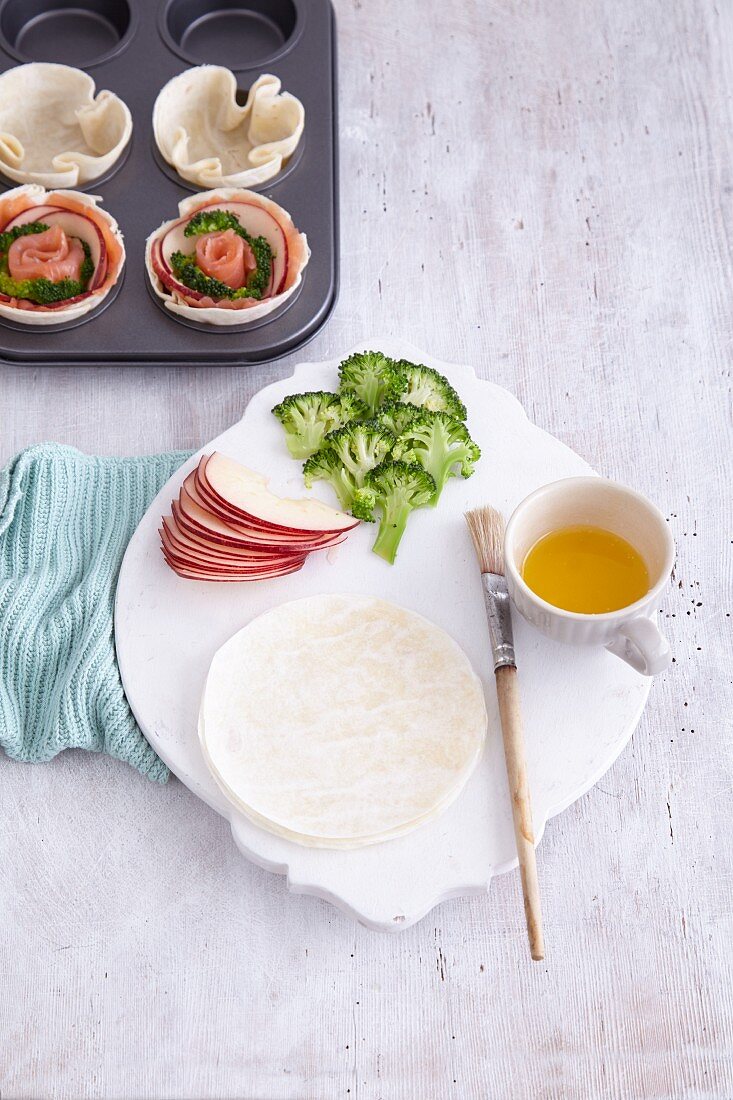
[200, 595, 487, 848]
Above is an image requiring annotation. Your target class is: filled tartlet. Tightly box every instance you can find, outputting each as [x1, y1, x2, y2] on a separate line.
[0, 185, 125, 325]
[0, 64, 132, 189]
[145, 189, 309, 326]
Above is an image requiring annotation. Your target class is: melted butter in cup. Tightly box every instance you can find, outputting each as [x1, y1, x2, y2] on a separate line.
[521, 524, 650, 614]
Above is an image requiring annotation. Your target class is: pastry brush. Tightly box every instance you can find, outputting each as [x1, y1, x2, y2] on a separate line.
[465, 504, 545, 962]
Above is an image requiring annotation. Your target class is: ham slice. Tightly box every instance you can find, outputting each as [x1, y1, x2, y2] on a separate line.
[195, 228, 255, 290]
[8, 224, 84, 283]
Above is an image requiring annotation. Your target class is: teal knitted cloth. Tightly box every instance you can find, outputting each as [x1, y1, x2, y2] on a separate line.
[0, 443, 191, 783]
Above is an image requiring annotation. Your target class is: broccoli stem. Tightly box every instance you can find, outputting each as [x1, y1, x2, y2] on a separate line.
[328, 469, 358, 511]
[285, 419, 330, 460]
[285, 425, 323, 460]
[372, 502, 413, 564]
[360, 375, 383, 413]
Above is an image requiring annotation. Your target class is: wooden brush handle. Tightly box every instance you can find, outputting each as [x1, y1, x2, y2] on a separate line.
[495, 665, 545, 962]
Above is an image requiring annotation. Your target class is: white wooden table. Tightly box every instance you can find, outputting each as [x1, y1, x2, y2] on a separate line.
[1, 1, 732, 1096]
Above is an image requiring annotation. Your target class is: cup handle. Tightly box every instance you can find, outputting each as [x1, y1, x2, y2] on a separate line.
[605, 616, 671, 676]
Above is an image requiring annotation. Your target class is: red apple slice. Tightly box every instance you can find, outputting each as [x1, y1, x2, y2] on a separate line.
[163, 564, 295, 583]
[198, 454, 266, 493]
[164, 516, 300, 561]
[162, 549, 305, 583]
[175, 490, 296, 550]
[162, 515, 299, 563]
[0, 290, 95, 310]
[176, 489, 345, 557]
[190, 484, 346, 549]
[173, 497, 276, 551]
[194, 462, 292, 534]
[183, 472, 345, 550]
[40, 290, 95, 309]
[161, 533, 302, 569]
[162, 540, 303, 575]
[201, 453, 359, 535]
[176, 486, 342, 553]
[182, 473, 295, 541]
[163, 561, 293, 582]
[161, 519, 307, 569]
[3, 205, 66, 231]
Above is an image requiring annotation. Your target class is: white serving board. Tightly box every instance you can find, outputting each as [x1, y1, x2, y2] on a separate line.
[115, 338, 650, 931]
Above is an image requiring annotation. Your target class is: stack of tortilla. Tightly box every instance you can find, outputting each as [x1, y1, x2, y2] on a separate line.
[199, 594, 487, 849]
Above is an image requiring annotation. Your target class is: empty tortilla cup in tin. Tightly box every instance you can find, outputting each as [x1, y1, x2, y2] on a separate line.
[153, 68, 304, 191]
[0, 63, 132, 188]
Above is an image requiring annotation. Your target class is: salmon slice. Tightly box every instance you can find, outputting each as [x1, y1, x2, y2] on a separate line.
[7, 224, 84, 283]
[195, 228, 255, 290]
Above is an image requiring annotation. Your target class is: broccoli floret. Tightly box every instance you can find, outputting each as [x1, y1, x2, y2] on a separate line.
[351, 487, 377, 522]
[337, 390, 371, 425]
[242, 233, 273, 297]
[338, 350, 406, 415]
[396, 360, 467, 420]
[303, 421, 394, 512]
[323, 421, 396, 487]
[375, 401, 420, 437]
[392, 410, 481, 504]
[0, 239, 93, 305]
[272, 391, 363, 460]
[303, 447, 358, 511]
[184, 210, 243, 237]
[75, 242, 94, 288]
[363, 460, 435, 564]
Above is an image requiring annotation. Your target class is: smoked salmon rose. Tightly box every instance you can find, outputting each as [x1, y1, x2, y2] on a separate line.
[145, 188, 309, 327]
[195, 228, 255, 289]
[8, 224, 85, 284]
[0, 185, 125, 326]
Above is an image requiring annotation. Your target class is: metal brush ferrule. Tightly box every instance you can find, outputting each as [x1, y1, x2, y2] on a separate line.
[481, 572, 516, 671]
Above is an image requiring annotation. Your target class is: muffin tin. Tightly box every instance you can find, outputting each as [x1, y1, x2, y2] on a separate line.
[0, 0, 337, 365]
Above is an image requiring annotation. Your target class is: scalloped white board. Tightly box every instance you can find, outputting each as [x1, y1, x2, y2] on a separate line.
[115, 339, 650, 931]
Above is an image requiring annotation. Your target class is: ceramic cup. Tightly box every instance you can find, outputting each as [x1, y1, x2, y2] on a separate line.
[504, 476, 675, 676]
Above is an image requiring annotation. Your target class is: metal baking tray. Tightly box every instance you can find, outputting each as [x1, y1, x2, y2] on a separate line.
[0, 0, 338, 365]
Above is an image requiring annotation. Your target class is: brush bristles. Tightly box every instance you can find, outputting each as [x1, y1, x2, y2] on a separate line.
[464, 504, 506, 575]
